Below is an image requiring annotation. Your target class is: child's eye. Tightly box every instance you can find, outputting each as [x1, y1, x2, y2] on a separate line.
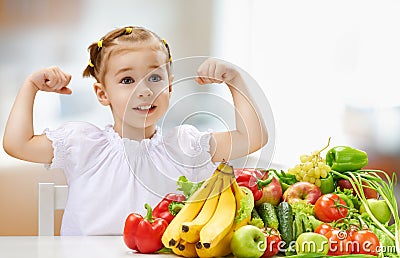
[121, 77, 135, 84]
[148, 74, 161, 82]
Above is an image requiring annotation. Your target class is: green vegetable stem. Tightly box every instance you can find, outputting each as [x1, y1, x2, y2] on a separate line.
[331, 169, 400, 257]
[326, 146, 368, 172]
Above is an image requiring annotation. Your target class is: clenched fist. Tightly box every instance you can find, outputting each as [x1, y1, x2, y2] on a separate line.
[195, 58, 240, 86]
[28, 66, 72, 95]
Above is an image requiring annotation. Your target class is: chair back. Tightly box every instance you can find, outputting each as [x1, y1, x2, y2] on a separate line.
[38, 183, 68, 236]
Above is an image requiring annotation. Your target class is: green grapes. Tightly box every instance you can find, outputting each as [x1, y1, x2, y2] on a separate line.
[287, 139, 332, 187]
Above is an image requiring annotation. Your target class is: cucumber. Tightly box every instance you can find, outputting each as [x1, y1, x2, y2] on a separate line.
[277, 201, 294, 248]
[256, 202, 279, 230]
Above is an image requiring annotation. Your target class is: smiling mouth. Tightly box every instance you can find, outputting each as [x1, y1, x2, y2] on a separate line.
[133, 105, 156, 111]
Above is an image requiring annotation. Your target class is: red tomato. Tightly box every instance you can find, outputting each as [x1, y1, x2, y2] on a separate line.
[351, 230, 380, 256]
[262, 229, 281, 257]
[314, 223, 333, 235]
[347, 224, 359, 239]
[325, 229, 352, 255]
[314, 194, 348, 223]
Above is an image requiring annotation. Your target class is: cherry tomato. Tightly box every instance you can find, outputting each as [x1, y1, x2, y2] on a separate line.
[325, 229, 352, 255]
[314, 194, 348, 223]
[262, 228, 282, 257]
[351, 230, 380, 256]
[314, 223, 333, 235]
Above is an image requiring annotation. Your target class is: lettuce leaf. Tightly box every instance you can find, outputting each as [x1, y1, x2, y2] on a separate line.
[292, 201, 315, 216]
[235, 186, 254, 223]
[176, 176, 204, 199]
[249, 217, 264, 229]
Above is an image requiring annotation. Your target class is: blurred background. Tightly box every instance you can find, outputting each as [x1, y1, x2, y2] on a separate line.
[1, 0, 399, 235]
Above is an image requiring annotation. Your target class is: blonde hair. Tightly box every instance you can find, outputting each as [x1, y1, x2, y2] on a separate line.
[83, 26, 172, 82]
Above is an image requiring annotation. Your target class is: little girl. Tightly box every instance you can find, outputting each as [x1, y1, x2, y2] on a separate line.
[3, 26, 268, 236]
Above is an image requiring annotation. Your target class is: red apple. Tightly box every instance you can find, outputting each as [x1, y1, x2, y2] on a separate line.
[283, 182, 322, 205]
[255, 174, 283, 206]
[337, 179, 377, 199]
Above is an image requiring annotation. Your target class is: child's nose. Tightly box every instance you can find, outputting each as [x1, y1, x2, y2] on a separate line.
[137, 86, 153, 98]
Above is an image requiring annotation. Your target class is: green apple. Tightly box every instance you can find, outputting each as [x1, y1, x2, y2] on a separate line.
[295, 232, 329, 255]
[360, 199, 391, 224]
[230, 225, 266, 258]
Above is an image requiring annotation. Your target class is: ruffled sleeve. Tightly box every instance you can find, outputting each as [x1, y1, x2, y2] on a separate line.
[162, 124, 215, 180]
[43, 122, 113, 180]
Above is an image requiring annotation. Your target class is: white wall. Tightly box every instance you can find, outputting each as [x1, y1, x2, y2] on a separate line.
[213, 0, 400, 166]
[0, 0, 216, 166]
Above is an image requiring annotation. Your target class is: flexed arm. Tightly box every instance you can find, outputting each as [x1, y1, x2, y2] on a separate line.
[196, 58, 268, 162]
[3, 66, 72, 163]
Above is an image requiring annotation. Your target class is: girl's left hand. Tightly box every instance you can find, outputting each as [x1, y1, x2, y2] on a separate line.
[195, 58, 240, 86]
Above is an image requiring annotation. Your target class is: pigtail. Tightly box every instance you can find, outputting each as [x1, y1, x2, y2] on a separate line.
[83, 41, 100, 78]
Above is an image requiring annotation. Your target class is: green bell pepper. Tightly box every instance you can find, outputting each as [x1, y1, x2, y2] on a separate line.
[319, 173, 335, 194]
[325, 146, 368, 172]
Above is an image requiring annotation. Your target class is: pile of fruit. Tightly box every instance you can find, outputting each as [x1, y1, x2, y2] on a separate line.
[123, 143, 400, 258]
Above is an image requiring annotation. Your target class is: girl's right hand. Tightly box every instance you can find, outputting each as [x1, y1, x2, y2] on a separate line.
[28, 66, 72, 94]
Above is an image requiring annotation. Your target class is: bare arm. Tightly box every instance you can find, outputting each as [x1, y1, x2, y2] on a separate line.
[3, 66, 72, 164]
[196, 58, 268, 162]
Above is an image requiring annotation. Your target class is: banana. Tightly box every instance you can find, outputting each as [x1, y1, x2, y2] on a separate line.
[180, 177, 223, 243]
[198, 172, 236, 248]
[195, 224, 234, 257]
[171, 241, 183, 257]
[161, 172, 219, 248]
[196, 182, 252, 257]
[232, 178, 245, 207]
[172, 240, 198, 258]
[215, 161, 234, 174]
[161, 162, 231, 248]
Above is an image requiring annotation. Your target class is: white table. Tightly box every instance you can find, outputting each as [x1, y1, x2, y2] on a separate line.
[0, 236, 176, 258]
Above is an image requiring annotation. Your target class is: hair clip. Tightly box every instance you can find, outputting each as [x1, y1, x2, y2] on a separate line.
[88, 60, 94, 68]
[161, 39, 172, 62]
[125, 27, 133, 34]
[97, 40, 103, 48]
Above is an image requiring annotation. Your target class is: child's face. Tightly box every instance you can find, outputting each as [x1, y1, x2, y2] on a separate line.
[100, 42, 172, 136]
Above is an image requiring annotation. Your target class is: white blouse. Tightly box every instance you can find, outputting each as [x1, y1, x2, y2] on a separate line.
[44, 122, 215, 236]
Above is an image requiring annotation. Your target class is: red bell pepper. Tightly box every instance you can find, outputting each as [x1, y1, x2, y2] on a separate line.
[152, 193, 186, 223]
[234, 168, 274, 202]
[123, 203, 169, 254]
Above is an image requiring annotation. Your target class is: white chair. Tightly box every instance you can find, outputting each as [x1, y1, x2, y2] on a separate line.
[38, 183, 68, 236]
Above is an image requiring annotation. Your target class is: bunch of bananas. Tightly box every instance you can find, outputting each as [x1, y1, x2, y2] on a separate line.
[161, 162, 253, 257]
